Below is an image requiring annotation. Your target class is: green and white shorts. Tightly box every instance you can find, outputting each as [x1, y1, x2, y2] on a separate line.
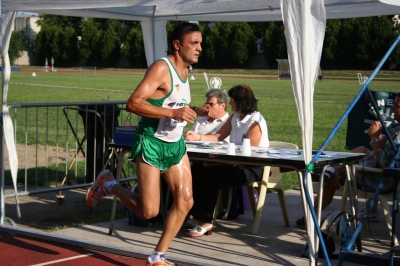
[128, 133, 187, 172]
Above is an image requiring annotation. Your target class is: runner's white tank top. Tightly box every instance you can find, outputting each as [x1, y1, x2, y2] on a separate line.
[139, 57, 191, 142]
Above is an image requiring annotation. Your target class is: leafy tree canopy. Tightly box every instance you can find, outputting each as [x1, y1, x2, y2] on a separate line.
[9, 30, 27, 64]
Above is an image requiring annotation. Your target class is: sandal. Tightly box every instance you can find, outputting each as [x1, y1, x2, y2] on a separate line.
[186, 223, 213, 237]
[182, 218, 198, 229]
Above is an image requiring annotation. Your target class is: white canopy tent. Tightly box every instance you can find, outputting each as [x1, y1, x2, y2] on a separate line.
[2, 1, 400, 66]
[1, 0, 400, 263]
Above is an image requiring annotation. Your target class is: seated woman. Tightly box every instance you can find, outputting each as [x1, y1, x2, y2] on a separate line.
[184, 84, 269, 237]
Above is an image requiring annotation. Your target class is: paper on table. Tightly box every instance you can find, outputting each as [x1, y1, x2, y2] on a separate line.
[313, 153, 336, 158]
[255, 149, 301, 155]
[185, 141, 224, 145]
[265, 153, 300, 158]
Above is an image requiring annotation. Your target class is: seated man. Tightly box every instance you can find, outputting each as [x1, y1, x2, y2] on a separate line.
[297, 92, 400, 228]
[190, 88, 229, 137]
[183, 89, 229, 227]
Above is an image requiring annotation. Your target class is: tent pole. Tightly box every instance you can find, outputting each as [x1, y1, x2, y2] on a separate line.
[0, 55, 4, 225]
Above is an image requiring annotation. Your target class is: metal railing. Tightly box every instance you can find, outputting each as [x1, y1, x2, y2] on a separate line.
[1, 101, 138, 224]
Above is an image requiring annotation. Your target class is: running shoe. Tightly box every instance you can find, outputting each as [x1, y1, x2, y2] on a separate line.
[323, 168, 334, 182]
[86, 169, 116, 208]
[311, 167, 334, 183]
[146, 253, 175, 266]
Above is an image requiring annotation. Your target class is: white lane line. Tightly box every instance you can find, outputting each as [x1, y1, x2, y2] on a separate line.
[31, 253, 93, 266]
[11, 82, 127, 92]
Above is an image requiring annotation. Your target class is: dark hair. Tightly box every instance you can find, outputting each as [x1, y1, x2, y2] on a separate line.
[206, 89, 228, 106]
[168, 22, 200, 54]
[228, 85, 258, 115]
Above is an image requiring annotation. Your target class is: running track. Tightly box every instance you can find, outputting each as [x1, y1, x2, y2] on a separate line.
[0, 227, 198, 266]
[0, 231, 145, 265]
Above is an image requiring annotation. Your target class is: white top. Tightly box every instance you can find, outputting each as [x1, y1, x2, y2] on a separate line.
[190, 112, 229, 135]
[229, 111, 269, 147]
[191, 112, 230, 142]
[151, 57, 191, 142]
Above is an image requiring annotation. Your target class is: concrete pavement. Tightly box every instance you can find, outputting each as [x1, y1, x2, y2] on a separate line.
[49, 189, 397, 266]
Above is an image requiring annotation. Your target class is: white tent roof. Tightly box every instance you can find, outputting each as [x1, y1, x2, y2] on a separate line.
[1, 0, 400, 262]
[3, 0, 400, 21]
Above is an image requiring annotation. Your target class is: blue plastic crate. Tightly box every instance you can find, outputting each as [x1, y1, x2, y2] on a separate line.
[113, 131, 135, 145]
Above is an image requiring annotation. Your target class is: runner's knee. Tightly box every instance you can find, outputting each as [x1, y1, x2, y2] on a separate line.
[174, 194, 194, 213]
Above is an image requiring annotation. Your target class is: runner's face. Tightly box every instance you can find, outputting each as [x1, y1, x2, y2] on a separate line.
[179, 32, 202, 65]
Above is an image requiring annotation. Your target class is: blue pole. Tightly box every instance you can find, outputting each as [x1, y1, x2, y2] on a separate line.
[302, 35, 400, 264]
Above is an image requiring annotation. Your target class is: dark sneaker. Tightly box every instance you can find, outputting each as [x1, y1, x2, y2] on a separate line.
[323, 168, 334, 182]
[311, 167, 334, 183]
[296, 217, 306, 229]
[311, 168, 322, 182]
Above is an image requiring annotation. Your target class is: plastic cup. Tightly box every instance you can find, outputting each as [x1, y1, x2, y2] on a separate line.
[227, 143, 236, 155]
[242, 138, 251, 155]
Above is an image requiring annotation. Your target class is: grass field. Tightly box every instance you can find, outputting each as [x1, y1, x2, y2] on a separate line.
[7, 68, 400, 190]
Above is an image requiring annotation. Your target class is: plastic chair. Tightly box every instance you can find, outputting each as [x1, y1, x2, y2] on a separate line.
[213, 141, 298, 235]
[340, 166, 400, 245]
[246, 141, 298, 234]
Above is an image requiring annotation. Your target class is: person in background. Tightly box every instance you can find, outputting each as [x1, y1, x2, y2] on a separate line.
[86, 22, 203, 266]
[296, 92, 400, 229]
[184, 84, 269, 237]
[191, 89, 229, 137]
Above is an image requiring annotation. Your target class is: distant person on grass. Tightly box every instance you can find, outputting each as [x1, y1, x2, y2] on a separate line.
[86, 22, 204, 266]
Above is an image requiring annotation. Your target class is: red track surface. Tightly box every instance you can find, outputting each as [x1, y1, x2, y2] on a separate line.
[0, 231, 146, 266]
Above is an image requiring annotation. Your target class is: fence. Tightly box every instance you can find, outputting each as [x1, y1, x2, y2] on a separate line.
[1, 101, 138, 224]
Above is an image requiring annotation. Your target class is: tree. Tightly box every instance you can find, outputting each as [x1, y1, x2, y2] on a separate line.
[262, 22, 287, 68]
[36, 15, 125, 67]
[56, 26, 78, 65]
[121, 26, 146, 67]
[198, 22, 218, 67]
[369, 16, 398, 69]
[9, 30, 27, 64]
[248, 22, 269, 39]
[35, 15, 82, 66]
[321, 19, 342, 68]
[35, 25, 58, 66]
[37, 14, 82, 32]
[96, 23, 120, 66]
[32, 15, 400, 70]
[199, 22, 255, 68]
[79, 18, 101, 65]
[230, 23, 256, 66]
